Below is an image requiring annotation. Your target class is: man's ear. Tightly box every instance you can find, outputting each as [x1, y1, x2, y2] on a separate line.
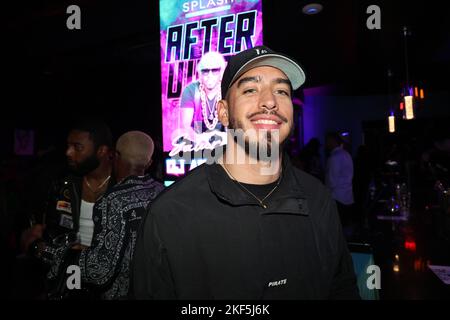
[217, 99, 229, 127]
[145, 159, 153, 170]
[97, 145, 109, 158]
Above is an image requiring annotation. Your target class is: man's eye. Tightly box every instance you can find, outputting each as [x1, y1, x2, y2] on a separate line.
[276, 89, 290, 96]
[243, 88, 256, 94]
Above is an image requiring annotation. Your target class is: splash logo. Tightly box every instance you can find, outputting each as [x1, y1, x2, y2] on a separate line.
[182, 0, 236, 15]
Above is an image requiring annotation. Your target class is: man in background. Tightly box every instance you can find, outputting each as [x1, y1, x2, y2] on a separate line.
[325, 132, 355, 231]
[16, 119, 113, 299]
[75, 131, 164, 299]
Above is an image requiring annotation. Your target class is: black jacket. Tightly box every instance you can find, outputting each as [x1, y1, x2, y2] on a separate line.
[43, 175, 82, 241]
[42, 174, 114, 242]
[37, 174, 115, 299]
[132, 156, 360, 299]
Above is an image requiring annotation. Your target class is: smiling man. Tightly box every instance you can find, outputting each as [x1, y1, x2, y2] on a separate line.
[132, 46, 360, 300]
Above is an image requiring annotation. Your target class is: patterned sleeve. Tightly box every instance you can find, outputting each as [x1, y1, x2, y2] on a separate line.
[46, 245, 70, 281]
[78, 195, 128, 288]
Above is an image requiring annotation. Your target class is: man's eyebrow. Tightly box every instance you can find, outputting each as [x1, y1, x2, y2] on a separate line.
[68, 142, 82, 146]
[273, 78, 291, 86]
[236, 76, 260, 88]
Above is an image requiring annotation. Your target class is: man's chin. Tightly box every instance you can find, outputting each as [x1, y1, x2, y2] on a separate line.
[68, 165, 93, 177]
[68, 167, 84, 176]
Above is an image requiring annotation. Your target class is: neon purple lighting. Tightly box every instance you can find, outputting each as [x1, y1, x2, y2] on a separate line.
[159, 0, 263, 152]
[408, 87, 414, 96]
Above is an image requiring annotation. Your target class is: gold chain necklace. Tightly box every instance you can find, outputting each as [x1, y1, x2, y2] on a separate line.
[84, 175, 111, 193]
[199, 83, 220, 130]
[221, 164, 282, 209]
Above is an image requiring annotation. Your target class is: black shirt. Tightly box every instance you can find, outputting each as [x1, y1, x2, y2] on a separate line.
[132, 156, 360, 299]
[239, 180, 279, 200]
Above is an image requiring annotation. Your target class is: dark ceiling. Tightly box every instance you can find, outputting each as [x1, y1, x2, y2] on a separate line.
[4, 0, 449, 137]
[264, 0, 450, 94]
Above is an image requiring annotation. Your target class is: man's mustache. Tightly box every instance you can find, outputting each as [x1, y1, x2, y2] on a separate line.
[246, 110, 288, 123]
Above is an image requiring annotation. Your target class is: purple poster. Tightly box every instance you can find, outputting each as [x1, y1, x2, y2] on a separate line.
[160, 0, 263, 153]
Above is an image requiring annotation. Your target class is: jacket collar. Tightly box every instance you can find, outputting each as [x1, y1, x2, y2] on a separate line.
[205, 154, 309, 215]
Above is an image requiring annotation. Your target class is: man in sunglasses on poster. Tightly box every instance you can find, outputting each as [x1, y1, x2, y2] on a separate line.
[180, 51, 227, 135]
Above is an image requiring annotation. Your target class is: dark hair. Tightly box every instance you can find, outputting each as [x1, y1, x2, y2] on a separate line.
[70, 119, 113, 150]
[326, 132, 343, 144]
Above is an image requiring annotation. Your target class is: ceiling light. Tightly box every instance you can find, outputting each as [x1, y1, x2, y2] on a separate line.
[302, 3, 323, 15]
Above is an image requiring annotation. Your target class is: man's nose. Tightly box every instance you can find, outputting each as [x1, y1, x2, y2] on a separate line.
[259, 89, 277, 111]
[66, 146, 74, 157]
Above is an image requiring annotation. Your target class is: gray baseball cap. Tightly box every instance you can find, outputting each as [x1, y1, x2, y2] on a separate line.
[221, 45, 306, 97]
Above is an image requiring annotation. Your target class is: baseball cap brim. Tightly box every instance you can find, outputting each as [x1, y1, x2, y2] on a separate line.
[228, 54, 306, 91]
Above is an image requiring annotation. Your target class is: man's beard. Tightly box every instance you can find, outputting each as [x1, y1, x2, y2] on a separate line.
[228, 111, 293, 160]
[69, 153, 100, 176]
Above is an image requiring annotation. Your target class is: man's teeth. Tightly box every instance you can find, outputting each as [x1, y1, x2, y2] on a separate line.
[253, 119, 278, 125]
